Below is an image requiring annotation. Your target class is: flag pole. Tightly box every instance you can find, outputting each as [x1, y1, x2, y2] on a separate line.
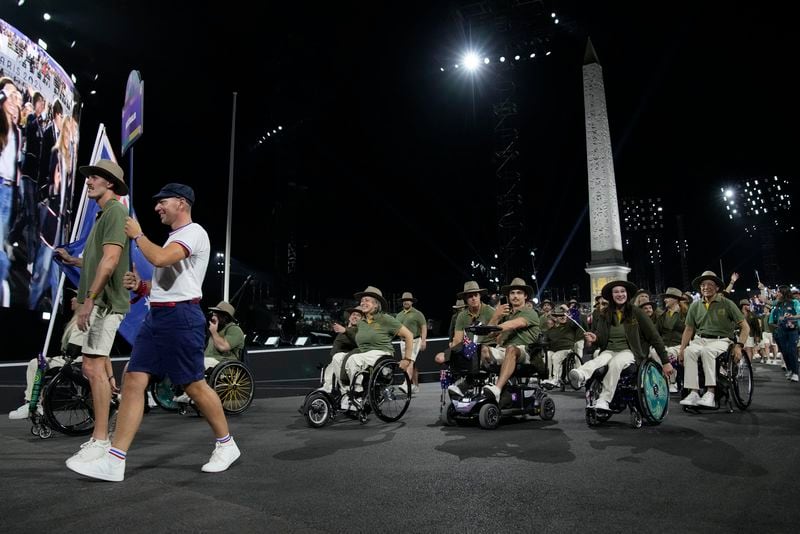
[223, 92, 237, 301]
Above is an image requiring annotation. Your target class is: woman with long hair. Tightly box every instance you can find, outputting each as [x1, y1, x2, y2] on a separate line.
[0, 77, 22, 305]
[568, 280, 672, 412]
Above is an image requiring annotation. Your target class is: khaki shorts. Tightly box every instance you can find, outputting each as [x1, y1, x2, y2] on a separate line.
[487, 344, 530, 364]
[71, 306, 124, 356]
[399, 337, 422, 362]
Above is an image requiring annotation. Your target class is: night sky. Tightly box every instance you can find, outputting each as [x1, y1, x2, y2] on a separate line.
[4, 0, 797, 338]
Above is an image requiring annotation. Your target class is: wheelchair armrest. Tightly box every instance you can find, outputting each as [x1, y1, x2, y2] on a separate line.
[465, 325, 502, 336]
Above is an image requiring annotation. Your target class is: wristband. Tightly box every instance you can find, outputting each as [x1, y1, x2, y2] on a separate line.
[87, 291, 98, 300]
[133, 233, 144, 242]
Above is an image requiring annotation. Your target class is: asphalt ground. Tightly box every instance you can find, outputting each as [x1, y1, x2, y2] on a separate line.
[1, 361, 799, 533]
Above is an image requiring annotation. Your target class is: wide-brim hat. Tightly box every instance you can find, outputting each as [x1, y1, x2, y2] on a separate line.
[398, 291, 417, 303]
[79, 159, 128, 196]
[354, 286, 388, 310]
[345, 305, 364, 316]
[551, 304, 570, 316]
[452, 299, 465, 309]
[739, 299, 751, 307]
[660, 287, 687, 301]
[601, 280, 638, 303]
[208, 301, 236, 319]
[541, 299, 553, 306]
[639, 301, 657, 309]
[500, 277, 534, 297]
[692, 270, 725, 290]
[457, 280, 488, 299]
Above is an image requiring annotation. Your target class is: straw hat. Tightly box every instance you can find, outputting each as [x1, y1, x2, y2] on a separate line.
[353, 286, 388, 309]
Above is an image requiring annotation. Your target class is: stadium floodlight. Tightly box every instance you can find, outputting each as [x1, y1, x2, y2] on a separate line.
[463, 52, 480, 71]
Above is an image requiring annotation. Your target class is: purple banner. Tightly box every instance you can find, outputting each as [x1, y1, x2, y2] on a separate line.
[121, 70, 143, 155]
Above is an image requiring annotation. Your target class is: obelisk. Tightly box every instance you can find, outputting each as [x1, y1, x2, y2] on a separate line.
[583, 38, 630, 299]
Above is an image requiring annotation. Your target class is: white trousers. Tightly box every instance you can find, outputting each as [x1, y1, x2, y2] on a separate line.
[547, 349, 571, 381]
[24, 356, 82, 401]
[344, 350, 392, 389]
[578, 349, 636, 403]
[322, 351, 348, 393]
[683, 337, 731, 390]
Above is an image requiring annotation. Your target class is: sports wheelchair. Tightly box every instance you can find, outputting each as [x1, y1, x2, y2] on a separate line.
[681, 343, 753, 414]
[150, 353, 255, 416]
[442, 325, 555, 430]
[584, 359, 669, 429]
[541, 350, 583, 392]
[300, 354, 411, 428]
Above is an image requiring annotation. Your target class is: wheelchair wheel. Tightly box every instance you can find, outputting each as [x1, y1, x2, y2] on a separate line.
[444, 403, 458, 426]
[540, 397, 555, 420]
[303, 392, 333, 428]
[42, 372, 95, 436]
[209, 361, 255, 415]
[150, 376, 180, 412]
[478, 403, 500, 429]
[637, 359, 669, 425]
[367, 358, 411, 423]
[730, 352, 753, 410]
[563, 352, 583, 391]
[630, 406, 643, 429]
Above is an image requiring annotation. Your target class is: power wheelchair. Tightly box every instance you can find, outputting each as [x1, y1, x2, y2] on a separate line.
[441, 325, 555, 430]
[681, 342, 753, 414]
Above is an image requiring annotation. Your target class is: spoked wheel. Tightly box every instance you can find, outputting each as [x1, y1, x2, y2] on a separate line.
[368, 358, 411, 423]
[478, 403, 500, 429]
[303, 392, 333, 428]
[731, 352, 753, 410]
[150, 376, 180, 412]
[540, 397, 556, 420]
[42, 372, 96, 436]
[209, 361, 255, 415]
[563, 352, 583, 391]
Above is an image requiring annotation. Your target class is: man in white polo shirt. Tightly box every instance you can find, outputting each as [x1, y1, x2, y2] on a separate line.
[67, 183, 240, 482]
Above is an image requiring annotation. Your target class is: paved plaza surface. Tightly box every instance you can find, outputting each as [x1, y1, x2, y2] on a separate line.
[1, 362, 799, 533]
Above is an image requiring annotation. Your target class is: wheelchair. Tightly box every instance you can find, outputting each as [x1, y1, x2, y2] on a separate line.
[681, 343, 753, 414]
[151, 357, 255, 416]
[541, 350, 583, 392]
[35, 353, 119, 439]
[584, 359, 669, 429]
[443, 325, 555, 430]
[300, 354, 411, 428]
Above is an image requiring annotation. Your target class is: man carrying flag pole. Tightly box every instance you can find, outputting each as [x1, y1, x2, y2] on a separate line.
[55, 159, 130, 464]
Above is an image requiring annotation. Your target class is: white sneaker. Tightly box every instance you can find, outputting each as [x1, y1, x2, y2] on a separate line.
[67, 438, 111, 464]
[8, 403, 40, 420]
[680, 391, 701, 406]
[202, 439, 241, 473]
[483, 384, 501, 400]
[340, 396, 350, 410]
[594, 399, 611, 411]
[411, 384, 419, 394]
[67, 452, 125, 482]
[696, 391, 716, 408]
[146, 391, 157, 408]
[542, 378, 560, 388]
[568, 369, 586, 389]
[669, 383, 679, 393]
[791, 374, 799, 383]
[786, 370, 793, 379]
[173, 393, 191, 403]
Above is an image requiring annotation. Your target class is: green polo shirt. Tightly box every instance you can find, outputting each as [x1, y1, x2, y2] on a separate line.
[355, 313, 402, 354]
[686, 293, 744, 338]
[395, 307, 426, 338]
[544, 321, 578, 351]
[77, 198, 131, 314]
[205, 323, 245, 362]
[455, 304, 496, 343]
[500, 307, 541, 347]
[656, 309, 685, 346]
[330, 326, 357, 356]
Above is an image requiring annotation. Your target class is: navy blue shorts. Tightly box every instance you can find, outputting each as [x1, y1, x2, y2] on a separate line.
[128, 302, 206, 386]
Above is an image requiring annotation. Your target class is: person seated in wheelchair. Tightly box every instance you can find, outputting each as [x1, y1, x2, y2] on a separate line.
[434, 281, 495, 396]
[541, 304, 581, 388]
[654, 287, 689, 393]
[319, 305, 363, 394]
[480, 277, 542, 401]
[322, 286, 414, 398]
[678, 271, 749, 408]
[173, 300, 244, 403]
[567, 280, 673, 412]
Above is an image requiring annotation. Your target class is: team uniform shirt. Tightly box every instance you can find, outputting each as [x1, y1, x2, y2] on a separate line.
[499, 307, 541, 347]
[686, 293, 744, 337]
[656, 309, 685, 346]
[205, 322, 245, 362]
[455, 304, 496, 343]
[330, 326, 358, 356]
[354, 313, 402, 354]
[150, 222, 210, 301]
[396, 307, 426, 338]
[545, 321, 579, 351]
[77, 198, 130, 314]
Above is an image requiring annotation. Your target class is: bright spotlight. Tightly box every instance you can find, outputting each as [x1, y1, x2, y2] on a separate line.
[43, 13, 51, 21]
[483, 57, 490, 64]
[554, 18, 559, 24]
[724, 189, 733, 198]
[529, 52, 536, 58]
[439, 67, 444, 72]
[499, 56, 506, 62]
[463, 52, 480, 71]
[514, 55, 520, 60]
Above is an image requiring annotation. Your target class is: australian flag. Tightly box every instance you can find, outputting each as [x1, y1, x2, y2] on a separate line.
[57, 125, 153, 344]
[463, 335, 478, 360]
